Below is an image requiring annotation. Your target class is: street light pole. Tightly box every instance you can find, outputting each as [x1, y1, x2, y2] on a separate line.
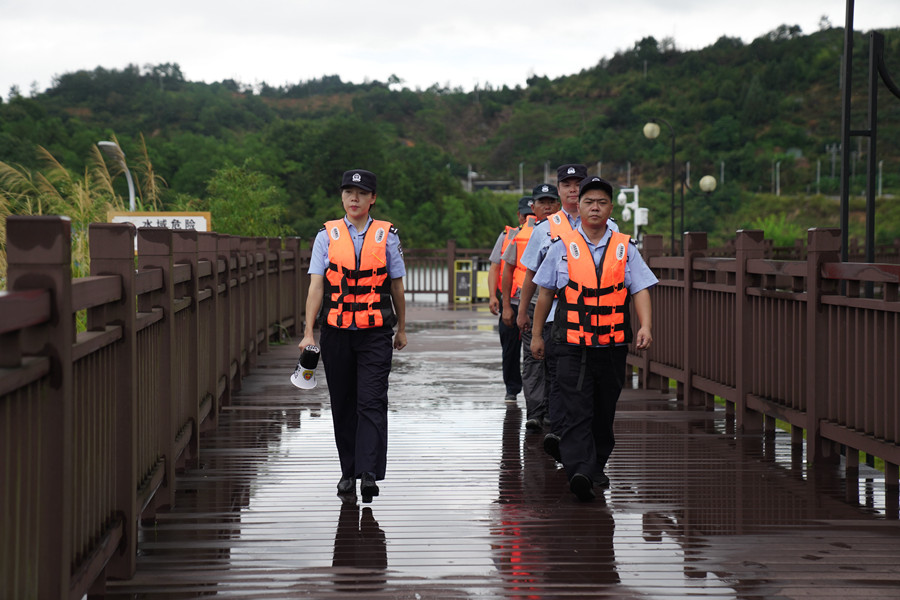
[643, 118, 676, 254]
[617, 184, 645, 242]
[519, 161, 524, 195]
[681, 174, 718, 237]
[98, 141, 135, 211]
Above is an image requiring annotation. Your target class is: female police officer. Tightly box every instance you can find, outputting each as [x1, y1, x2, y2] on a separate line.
[299, 169, 407, 503]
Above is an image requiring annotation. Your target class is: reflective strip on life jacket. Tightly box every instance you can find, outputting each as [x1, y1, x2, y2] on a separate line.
[323, 219, 395, 329]
[559, 230, 630, 346]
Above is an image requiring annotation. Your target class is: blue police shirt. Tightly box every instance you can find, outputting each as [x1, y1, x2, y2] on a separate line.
[309, 216, 406, 279]
[533, 223, 657, 296]
[489, 230, 510, 264]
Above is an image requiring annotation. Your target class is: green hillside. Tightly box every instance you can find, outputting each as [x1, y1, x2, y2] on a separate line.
[2, 24, 899, 250]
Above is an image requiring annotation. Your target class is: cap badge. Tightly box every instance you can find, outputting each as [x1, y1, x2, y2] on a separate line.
[352, 173, 361, 182]
[541, 185, 549, 193]
[567, 167, 576, 175]
[528, 200, 534, 207]
[569, 241, 581, 259]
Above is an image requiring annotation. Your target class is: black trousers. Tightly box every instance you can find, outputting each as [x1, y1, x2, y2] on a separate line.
[498, 310, 522, 396]
[320, 325, 393, 481]
[554, 343, 628, 482]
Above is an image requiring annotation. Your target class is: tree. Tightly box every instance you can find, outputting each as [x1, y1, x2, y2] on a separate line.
[204, 164, 292, 237]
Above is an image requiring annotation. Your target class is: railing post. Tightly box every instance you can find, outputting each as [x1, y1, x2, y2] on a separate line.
[285, 237, 303, 336]
[806, 227, 842, 464]
[137, 228, 177, 509]
[6, 216, 74, 599]
[639, 234, 665, 391]
[240, 238, 258, 369]
[217, 234, 237, 400]
[257, 237, 270, 352]
[228, 235, 245, 389]
[198, 231, 222, 431]
[269, 237, 283, 344]
[735, 230, 765, 433]
[683, 232, 707, 406]
[173, 230, 201, 466]
[88, 222, 139, 579]
[447, 238, 457, 296]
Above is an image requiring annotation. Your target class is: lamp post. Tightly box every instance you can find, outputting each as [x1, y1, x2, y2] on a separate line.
[616, 184, 647, 245]
[98, 141, 135, 211]
[519, 161, 525, 195]
[643, 118, 676, 254]
[680, 173, 717, 239]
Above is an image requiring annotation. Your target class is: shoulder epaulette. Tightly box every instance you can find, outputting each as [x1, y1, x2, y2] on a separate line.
[389, 225, 399, 235]
[318, 226, 327, 233]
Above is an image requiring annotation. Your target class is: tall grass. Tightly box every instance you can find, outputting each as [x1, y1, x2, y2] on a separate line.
[0, 137, 162, 289]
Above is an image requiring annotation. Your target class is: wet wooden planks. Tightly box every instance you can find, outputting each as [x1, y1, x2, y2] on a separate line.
[106, 304, 900, 599]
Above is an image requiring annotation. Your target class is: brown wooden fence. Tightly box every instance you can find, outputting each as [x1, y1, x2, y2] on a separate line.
[629, 229, 900, 488]
[2, 217, 899, 598]
[0, 217, 309, 600]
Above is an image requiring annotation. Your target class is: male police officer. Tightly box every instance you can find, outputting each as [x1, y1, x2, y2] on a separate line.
[517, 165, 619, 459]
[300, 169, 407, 504]
[487, 196, 532, 402]
[531, 176, 656, 501]
[501, 184, 559, 431]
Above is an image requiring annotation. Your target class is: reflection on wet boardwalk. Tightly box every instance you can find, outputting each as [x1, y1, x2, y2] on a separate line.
[107, 304, 900, 599]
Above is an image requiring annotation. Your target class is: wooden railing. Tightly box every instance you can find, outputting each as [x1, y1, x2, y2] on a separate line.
[0, 217, 308, 600]
[3, 216, 898, 598]
[403, 239, 491, 299]
[629, 229, 900, 487]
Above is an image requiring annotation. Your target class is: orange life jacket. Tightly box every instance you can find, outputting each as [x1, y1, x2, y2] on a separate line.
[496, 225, 517, 294]
[322, 218, 396, 329]
[511, 216, 536, 297]
[556, 229, 631, 346]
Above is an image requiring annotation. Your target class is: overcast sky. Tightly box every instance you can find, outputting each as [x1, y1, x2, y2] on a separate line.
[2, 1, 899, 101]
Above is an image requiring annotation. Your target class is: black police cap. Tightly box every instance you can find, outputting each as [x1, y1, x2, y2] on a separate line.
[578, 176, 614, 199]
[341, 169, 376, 193]
[557, 164, 588, 182]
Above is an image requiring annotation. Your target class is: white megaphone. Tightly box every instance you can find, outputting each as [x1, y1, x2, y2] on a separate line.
[290, 345, 320, 389]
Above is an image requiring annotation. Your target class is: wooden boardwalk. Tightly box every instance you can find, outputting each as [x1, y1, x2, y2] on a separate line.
[106, 304, 900, 599]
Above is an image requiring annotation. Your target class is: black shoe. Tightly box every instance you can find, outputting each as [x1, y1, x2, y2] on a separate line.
[360, 473, 379, 503]
[337, 476, 356, 495]
[570, 473, 595, 502]
[525, 418, 543, 432]
[596, 471, 610, 487]
[543, 433, 562, 462]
